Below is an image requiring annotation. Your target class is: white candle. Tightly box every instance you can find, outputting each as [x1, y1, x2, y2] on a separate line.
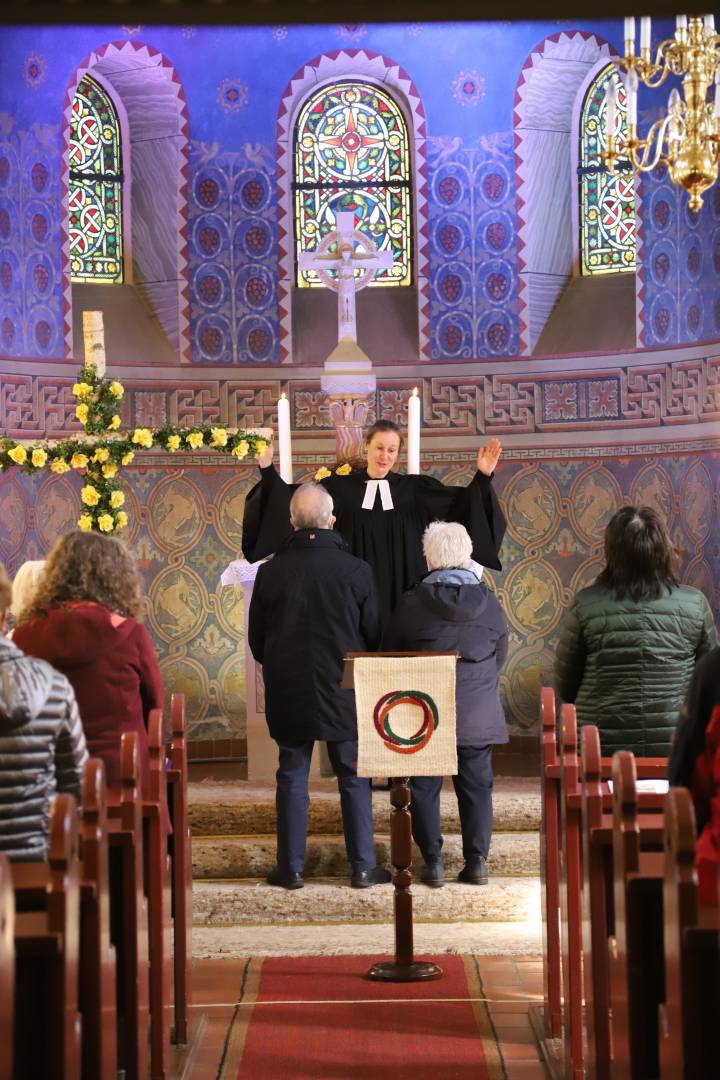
[407, 386, 420, 475]
[626, 69, 638, 129]
[82, 309, 106, 377]
[277, 393, 293, 484]
[676, 15, 688, 38]
[705, 14, 716, 35]
[606, 82, 618, 138]
[624, 16, 636, 54]
[640, 17, 652, 53]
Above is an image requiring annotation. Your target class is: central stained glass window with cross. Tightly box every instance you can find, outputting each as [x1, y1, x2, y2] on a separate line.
[69, 75, 124, 283]
[579, 65, 636, 276]
[294, 81, 413, 288]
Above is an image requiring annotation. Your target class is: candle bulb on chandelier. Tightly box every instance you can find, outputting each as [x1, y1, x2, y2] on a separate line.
[624, 16, 636, 55]
[676, 15, 688, 40]
[704, 14, 716, 35]
[277, 392, 293, 484]
[626, 69, 638, 130]
[714, 69, 720, 119]
[407, 386, 420, 476]
[606, 81, 618, 140]
[640, 16, 652, 54]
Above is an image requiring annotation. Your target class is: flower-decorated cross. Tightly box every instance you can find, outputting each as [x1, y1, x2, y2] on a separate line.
[0, 364, 269, 533]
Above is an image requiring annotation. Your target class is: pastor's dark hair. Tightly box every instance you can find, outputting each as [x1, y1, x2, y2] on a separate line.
[595, 505, 678, 602]
[364, 420, 403, 446]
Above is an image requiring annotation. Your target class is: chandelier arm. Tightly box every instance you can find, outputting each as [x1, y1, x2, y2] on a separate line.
[627, 116, 671, 172]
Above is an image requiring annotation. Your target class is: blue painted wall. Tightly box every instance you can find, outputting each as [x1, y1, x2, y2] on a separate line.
[1, 18, 714, 363]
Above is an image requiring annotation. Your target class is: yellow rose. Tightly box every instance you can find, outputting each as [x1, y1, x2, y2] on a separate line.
[71, 452, 88, 469]
[75, 403, 89, 424]
[110, 490, 125, 509]
[97, 513, 114, 533]
[116, 510, 128, 529]
[73, 382, 93, 399]
[102, 463, 118, 479]
[186, 431, 204, 450]
[132, 428, 153, 448]
[81, 484, 100, 506]
[109, 380, 124, 399]
[232, 439, 249, 459]
[31, 448, 47, 468]
[93, 447, 109, 463]
[108, 415, 121, 431]
[335, 463, 352, 475]
[314, 466, 332, 481]
[77, 514, 94, 531]
[166, 434, 181, 451]
[8, 445, 27, 465]
[50, 459, 71, 474]
[253, 439, 268, 458]
[210, 427, 228, 447]
[121, 451, 134, 466]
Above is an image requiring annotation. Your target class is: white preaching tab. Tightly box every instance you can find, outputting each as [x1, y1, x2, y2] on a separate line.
[362, 478, 394, 511]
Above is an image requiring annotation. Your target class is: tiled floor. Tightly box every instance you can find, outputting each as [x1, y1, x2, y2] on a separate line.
[169, 955, 548, 1079]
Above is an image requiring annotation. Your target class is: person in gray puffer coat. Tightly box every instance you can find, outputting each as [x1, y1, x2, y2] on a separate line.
[0, 563, 87, 860]
[554, 505, 717, 758]
[383, 521, 509, 888]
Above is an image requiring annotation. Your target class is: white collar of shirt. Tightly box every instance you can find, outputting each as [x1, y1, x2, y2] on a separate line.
[362, 478, 394, 511]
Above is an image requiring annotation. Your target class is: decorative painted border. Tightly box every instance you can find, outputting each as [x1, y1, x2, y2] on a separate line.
[275, 48, 431, 363]
[60, 40, 191, 362]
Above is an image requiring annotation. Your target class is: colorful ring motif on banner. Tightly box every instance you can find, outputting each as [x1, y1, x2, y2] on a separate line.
[373, 690, 439, 754]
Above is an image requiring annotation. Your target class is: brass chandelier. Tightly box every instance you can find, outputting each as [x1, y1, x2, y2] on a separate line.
[605, 15, 720, 211]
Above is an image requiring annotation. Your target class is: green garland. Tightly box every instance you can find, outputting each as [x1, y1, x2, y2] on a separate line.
[0, 364, 269, 533]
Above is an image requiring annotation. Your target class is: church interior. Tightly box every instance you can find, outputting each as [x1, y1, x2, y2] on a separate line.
[0, 3, 718, 1077]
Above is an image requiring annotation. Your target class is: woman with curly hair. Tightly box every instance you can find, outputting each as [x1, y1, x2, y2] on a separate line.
[14, 530, 163, 791]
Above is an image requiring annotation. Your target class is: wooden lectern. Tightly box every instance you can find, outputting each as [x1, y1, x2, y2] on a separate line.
[343, 651, 457, 983]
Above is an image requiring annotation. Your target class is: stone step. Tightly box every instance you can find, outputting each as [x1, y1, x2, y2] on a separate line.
[189, 779, 540, 837]
[192, 876, 540, 926]
[192, 830, 539, 880]
[192, 921, 543, 958]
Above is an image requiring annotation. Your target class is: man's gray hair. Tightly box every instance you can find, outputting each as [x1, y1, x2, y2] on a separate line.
[290, 482, 334, 529]
[422, 521, 473, 570]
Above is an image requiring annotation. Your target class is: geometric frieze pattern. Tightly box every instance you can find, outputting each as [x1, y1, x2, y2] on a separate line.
[1, 451, 718, 737]
[2, 356, 720, 441]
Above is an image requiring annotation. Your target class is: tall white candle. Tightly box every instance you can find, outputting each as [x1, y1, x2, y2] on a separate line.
[277, 393, 293, 484]
[83, 310, 106, 377]
[606, 81, 618, 139]
[624, 16, 636, 54]
[640, 17, 652, 53]
[407, 386, 420, 475]
[626, 69, 638, 129]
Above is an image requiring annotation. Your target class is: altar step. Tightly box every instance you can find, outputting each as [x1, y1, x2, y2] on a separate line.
[192, 830, 540, 879]
[192, 876, 539, 926]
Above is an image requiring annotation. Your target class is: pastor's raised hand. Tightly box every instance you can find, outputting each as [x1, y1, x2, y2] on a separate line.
[257, 441, 274, 469]
[477, 437, 502, 476]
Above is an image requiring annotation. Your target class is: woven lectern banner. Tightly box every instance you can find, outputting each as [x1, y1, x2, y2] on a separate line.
[354, 655, 457, 778]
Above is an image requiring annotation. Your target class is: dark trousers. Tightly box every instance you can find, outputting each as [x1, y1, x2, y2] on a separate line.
[410, 744, 494, 862]
[275, 738, 376, 874]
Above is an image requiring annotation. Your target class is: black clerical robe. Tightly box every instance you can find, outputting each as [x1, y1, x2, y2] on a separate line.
[242, 465, 506, 625]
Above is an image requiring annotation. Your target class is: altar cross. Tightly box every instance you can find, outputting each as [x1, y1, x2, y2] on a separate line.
[298, 212, 393, 344]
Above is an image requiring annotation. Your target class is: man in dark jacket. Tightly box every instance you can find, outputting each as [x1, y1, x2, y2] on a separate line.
[0, 563, 87, 860]
[384, 522, 509, 888]
[248, 482, 388, 890]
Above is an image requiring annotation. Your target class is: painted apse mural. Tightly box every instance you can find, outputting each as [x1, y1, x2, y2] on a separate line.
[1, 20, 719, 743]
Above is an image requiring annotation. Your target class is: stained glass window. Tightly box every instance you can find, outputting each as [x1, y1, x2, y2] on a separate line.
[294, 81, 412, 287]
[579, 66, 636, 275]
[69, 76, 124, 283]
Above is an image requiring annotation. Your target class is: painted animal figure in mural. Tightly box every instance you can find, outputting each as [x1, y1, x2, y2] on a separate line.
[574, 476, 617, 539]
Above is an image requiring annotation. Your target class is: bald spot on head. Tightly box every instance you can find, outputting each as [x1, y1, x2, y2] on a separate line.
[290, 483, 334, 530]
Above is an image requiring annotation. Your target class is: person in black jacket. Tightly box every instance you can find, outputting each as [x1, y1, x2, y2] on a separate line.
[384, 522, 509, 887]
[248, 482, 389, 890]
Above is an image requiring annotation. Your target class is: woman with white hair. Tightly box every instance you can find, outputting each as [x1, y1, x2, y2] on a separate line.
[10, 560, 46, 625]
[383, 521, 509, 888]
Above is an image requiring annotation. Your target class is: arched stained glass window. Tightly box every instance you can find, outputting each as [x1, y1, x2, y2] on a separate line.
[294, 81, 412, 287]
[69, 75, 124, 283]
[579, 65, 636, 275]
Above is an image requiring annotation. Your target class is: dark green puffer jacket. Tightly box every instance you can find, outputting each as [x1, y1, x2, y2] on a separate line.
[554, 584, 717, 757]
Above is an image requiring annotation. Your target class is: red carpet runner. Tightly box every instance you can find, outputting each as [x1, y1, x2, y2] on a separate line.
[222, 954, 504, 1079]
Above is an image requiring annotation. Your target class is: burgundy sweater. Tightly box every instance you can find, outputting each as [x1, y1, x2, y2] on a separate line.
[14, 603, 164, 791]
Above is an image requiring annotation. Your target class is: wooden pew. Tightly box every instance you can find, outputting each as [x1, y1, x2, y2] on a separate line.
[559, 704, 584, 1080]
[107, 732, 150, 1080]
[607, 751, 665, 1079]
[538, 686, 562, 1041]
[79, 758, 117, 1080]
[659, 787, 720, 1079]
[579, 726, 666, 1080]
[166, 691, 192, 1045]
[12, 794, 82, 1079]
[0, 853, 14, 1080]
[145, 707, 172, 1080]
